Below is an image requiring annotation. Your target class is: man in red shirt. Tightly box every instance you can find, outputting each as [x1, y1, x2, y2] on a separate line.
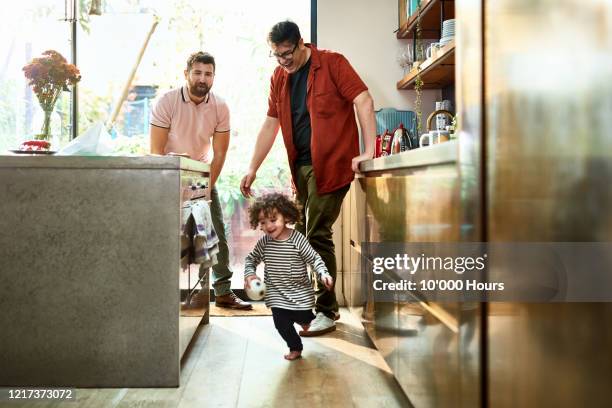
[240, 21, 376, 336]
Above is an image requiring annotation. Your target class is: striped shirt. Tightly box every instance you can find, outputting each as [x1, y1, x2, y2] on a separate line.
[244, 229, 329, 310]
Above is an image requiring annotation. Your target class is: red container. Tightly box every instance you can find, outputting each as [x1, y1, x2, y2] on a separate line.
[380, 130, 393, 156]
[375, 134, 383, 158]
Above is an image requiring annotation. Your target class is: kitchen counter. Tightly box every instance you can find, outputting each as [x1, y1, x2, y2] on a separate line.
[350, 136, 475, 406]
[0, 155, 209, 387]
[0, 154, 209, 172]
[359, 139, 458, 173]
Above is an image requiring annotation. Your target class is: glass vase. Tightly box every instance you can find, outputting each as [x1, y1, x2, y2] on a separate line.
[37, 108, 54, 141]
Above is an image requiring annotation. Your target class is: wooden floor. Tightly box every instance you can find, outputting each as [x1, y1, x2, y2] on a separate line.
[22, 309, 412, 407]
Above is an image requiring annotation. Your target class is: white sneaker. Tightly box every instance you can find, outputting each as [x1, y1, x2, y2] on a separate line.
[299, 312, 336, 337]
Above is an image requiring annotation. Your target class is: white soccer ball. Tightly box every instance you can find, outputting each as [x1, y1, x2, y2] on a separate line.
[245, 279, 266, 301]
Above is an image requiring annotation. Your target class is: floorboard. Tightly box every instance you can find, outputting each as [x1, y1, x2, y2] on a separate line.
[15, 309, 412, 408]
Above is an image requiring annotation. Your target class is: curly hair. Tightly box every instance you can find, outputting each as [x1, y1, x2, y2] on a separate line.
[248, 193, 301, 229]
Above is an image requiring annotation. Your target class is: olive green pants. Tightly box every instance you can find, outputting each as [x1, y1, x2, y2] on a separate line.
[294, 165, 349, 316]
[199, 187, 233, 296]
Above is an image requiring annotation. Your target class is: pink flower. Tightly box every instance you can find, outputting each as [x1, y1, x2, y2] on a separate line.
[23, 50, 81, 111]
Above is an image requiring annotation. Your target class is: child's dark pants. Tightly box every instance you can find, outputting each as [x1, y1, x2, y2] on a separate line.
[271, 307, 315, 352]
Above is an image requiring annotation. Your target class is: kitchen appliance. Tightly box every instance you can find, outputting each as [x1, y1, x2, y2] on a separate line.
[391, 124, 414, 153]
[428, 109, 453, 135]
[419, 109, 453, 147]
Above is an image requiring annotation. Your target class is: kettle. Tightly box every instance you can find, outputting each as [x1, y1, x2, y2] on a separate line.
[426, 109, 453, 133]
[419, 109, 453, 147]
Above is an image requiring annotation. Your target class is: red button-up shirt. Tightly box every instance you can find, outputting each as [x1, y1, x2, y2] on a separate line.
[267, 44, 368, 194]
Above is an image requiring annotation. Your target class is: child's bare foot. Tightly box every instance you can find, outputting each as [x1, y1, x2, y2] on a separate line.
[284, 350, 302, 361]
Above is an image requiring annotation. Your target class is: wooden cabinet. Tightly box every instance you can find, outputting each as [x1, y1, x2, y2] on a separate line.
[341, 178, 367, 309]
[354, 2, 480, 407]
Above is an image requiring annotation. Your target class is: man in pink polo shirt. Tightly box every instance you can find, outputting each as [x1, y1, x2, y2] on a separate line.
[150, 51, 252, 310]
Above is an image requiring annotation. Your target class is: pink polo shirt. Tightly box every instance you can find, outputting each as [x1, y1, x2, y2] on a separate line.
[150, 85, 230, 162]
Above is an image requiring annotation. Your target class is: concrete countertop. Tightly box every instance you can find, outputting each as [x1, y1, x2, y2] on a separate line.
[0, 154, 210, 173]
[0, 155, 204, 386]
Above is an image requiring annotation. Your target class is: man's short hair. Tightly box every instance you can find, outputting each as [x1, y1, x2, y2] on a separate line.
[186, 51, 216, 72]
[268, 20, 301, 46]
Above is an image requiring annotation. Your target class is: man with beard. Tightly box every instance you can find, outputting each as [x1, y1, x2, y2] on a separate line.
[151, 51, 252, 310]
[240, 21, 376, 335]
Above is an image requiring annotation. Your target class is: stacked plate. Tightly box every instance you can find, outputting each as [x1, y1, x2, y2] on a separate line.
[440, 19, 455, 46]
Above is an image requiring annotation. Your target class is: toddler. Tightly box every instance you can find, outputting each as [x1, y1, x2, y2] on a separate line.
[244, 193, 333, 360]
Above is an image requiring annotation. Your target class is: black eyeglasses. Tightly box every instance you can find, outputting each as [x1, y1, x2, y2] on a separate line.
[269, 43, 298, 60]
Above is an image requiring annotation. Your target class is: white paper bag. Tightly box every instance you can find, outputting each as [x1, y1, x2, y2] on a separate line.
[56, 122, 114, 156]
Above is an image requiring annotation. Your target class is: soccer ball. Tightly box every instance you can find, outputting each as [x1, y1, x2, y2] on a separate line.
[245, 279, 266, 301]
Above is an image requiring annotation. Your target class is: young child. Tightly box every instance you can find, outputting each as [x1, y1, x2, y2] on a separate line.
[244, 193, 333, 361]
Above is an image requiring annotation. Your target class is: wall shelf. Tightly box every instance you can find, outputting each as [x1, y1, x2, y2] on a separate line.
[397, 39, 455, 90]
[397, 0, 455, 40]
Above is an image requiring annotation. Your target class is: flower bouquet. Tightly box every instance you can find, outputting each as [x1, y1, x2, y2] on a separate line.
[22, 50, 81, 150]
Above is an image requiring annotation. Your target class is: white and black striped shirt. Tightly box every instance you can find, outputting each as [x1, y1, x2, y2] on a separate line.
[244, 229, 329, 310]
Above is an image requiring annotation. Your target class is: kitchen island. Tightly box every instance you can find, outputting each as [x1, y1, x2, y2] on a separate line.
[0, 155, 209, 387]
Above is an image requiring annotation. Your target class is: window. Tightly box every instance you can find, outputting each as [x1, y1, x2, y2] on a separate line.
[0, 1, 72, 151]
[3, 0, 311, 288]
[78, 0, 310, 286]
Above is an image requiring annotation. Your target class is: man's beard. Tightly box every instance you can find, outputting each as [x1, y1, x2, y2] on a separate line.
[189, 82, 210, 98]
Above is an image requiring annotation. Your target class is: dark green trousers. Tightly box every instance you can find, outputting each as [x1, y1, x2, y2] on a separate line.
[199, 187, 233, 296]
[294, 165, 349, 316]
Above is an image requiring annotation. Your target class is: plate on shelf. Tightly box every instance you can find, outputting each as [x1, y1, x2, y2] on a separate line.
[9, 149, 57, 155]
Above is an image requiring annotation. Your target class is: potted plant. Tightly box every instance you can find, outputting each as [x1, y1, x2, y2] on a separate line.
[23, 50, 81, 142]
